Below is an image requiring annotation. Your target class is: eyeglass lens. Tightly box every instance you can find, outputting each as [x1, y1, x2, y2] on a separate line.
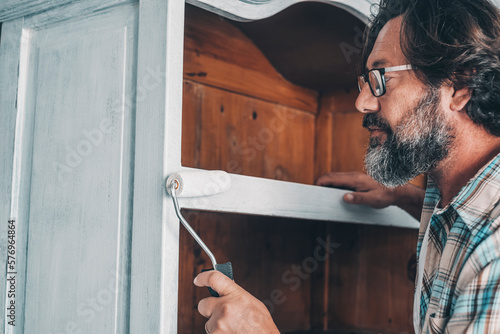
[358, 70, 385, 97]
[369, 70, 384, 96]
[357, 76, 365, 92]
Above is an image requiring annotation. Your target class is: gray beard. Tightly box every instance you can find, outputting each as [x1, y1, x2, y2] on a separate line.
[363, 89, 454, 187]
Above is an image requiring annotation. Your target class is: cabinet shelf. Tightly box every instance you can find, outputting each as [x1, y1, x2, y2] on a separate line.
[178, 168, 419, 229]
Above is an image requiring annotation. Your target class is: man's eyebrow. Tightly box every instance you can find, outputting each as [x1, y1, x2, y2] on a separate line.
[366, 59, 388, 71]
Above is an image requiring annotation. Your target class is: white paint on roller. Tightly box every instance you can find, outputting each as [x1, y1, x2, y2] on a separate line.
[166, 170, 232, 198]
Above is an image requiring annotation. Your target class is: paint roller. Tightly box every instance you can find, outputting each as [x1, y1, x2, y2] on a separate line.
[166, 170, 233, 297]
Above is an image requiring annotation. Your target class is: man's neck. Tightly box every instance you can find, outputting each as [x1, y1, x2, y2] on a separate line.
[429, 131, 500, 207]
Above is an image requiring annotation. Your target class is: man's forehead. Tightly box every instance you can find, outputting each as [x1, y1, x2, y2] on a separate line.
[366, 16, 406, 70]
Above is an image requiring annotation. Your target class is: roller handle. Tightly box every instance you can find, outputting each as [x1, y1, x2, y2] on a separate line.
[201, 262, 234, 297]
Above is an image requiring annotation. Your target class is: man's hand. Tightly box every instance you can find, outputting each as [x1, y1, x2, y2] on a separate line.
[194, 270, 280, 334]
[316, 171, 398, 208]
[316, 171, 424, 220]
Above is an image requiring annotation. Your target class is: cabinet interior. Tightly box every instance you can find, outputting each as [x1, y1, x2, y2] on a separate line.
[179, 3, 422, 333]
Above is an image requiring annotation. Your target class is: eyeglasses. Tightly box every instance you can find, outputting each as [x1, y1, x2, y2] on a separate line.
[357, 64, 412, 97]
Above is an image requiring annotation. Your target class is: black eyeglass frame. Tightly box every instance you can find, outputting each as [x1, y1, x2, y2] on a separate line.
[357, 64, 413, 97]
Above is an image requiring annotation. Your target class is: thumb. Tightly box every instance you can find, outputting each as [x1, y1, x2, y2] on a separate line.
[194, 270, 239, 297]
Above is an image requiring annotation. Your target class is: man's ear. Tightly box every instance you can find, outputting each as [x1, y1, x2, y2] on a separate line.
[450, 86, 471, 112]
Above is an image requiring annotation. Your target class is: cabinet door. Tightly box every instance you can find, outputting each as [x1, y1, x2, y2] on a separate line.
[0, 0, 185, 332]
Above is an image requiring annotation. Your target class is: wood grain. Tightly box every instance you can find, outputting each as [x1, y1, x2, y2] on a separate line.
[179, 8, 321, 333]
[182, 80, 316, 184]
[316, 89, 369, 176]
[184, 5, 319, 114]
[327, 224, 416, 334]
[178, 211, 329, 334]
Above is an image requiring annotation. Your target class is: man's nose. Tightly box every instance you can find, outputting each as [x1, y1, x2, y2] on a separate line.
[355, 83, 380, 114]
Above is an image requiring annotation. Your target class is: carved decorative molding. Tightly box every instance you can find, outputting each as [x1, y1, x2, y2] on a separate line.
[187, 0, 377, 23]
[0, 0, 377, 24]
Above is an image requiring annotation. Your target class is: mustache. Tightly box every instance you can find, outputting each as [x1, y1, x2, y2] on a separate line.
[362, 113, 391, 131]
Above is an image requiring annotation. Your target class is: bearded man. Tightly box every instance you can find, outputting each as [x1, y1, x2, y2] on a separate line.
[194, 0, 500, 333]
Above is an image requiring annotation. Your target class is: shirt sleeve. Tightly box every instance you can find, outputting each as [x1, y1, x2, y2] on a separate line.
[444, 257, 500, 333]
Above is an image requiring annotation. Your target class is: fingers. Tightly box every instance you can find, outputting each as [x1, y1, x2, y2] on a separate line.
[316, 171, 397, 209]
[343, 192, 356, 203]
[205, 321, 211, 334]
[344, 192, 375, 206]
[344, 192, 375, 205]
[316, 171, 371, 190]
[198, 296, 217, 318]
[194, 270, 239, 297]
[205, 318, 222, 334]
[316, 171, 355, 187]
[345, 189, 396, 209]
[195, 272, 281, 334]
[317, 172, 378, 206]
[204, 319, 217, 334]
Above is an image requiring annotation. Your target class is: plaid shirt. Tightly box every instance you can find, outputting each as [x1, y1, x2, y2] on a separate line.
[415, 153, 500, 333]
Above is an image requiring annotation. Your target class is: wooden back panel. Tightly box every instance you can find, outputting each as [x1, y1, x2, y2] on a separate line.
[179, 6, 319, 333]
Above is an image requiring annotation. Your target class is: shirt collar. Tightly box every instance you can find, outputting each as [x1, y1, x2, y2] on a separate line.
[426, 153, 500, 232]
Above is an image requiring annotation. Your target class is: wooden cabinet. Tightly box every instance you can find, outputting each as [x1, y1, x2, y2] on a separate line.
[0, 0, 418, 333]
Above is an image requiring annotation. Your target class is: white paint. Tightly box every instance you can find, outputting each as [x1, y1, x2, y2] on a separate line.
[1, 3, 139, 333]
[0, 0, 128, 22]
[1, 19, 27, 334]
[187, 0, 377, 23]
[174, 168, 419, 229]
[128, 0, 185, 332]
[166, 171, 231, 198]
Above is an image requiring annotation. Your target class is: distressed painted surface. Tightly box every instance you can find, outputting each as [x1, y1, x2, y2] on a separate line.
[0, 0, 128, 22]
[187, 0, 376, 22]
[0, 19, 24, 334]
[128, 0, 185, 332]
[0, 0, 374, 23]
[16, 4, 138, 333]
[1, 0, 185, 332]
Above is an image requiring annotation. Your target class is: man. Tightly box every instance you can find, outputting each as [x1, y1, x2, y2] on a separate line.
[194, 0, 500, 332]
